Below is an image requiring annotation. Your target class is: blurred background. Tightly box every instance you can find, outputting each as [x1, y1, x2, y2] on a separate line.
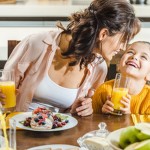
[0, 0, 150, 65]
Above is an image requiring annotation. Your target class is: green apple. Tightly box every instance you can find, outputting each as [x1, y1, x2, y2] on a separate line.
[119, 126, 139, 149]
[134, 139, 150, 150]
[135, 123, 150, 141]
[124, 142, 139, 150]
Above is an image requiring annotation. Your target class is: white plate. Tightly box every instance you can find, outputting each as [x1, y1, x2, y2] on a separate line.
[12, 112, 78, 132]
[106, 128, 125, 150]
[27, 144, 80, 150]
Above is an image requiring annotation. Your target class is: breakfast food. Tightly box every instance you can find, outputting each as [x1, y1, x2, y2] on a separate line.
[48, 148, 79, 150]
[83, 136, 112, 150]
[119, 123, 150, 149]
[30, 107, 54, 129]
[0, 0, 16, 4]
[21, 107, 69, 130]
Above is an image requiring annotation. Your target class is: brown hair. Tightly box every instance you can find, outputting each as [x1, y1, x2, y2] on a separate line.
[59, 0, 141, 68]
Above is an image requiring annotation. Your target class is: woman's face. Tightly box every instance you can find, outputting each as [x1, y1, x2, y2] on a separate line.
[99, 32, 125, 62]
[119, 42, 150, 80]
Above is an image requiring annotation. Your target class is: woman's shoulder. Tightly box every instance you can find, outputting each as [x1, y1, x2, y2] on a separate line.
[90, 53, 108, 74]
[28, 29, 62, 44]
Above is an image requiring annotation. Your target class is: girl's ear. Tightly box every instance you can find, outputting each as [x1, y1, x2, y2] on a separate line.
[98, 28, 109, 41]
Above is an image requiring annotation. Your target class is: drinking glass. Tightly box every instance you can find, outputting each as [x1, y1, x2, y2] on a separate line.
[0, 70, 16, 113]
[111, 73, 129, 115]
[0, 117, 16, 150]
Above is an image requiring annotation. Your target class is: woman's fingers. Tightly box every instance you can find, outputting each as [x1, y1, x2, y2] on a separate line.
[76, 98, 93, 116]
[0, 89, 6, 99]
[15, 89, 20, 95]
[0, 89, 6, 105]
[77, 105, 93, 116]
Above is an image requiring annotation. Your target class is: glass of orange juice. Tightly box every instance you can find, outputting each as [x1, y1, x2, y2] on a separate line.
[111, 73, 129, 115]
[0, 69, 16, 113]
[0, 115, 16, 150]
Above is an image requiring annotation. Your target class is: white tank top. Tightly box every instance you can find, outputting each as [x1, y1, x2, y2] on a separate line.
[32, 73, 79, 110]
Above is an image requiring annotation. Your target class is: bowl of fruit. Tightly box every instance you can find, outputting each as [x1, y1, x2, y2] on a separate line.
[107, 123, 150, 150]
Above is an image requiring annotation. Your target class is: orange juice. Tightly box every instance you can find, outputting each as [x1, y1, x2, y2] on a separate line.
[0, 148, 14, 150]
[0, 81, 16, 108]
[111, 88, 128, 110]
[0, 113, 16, 150]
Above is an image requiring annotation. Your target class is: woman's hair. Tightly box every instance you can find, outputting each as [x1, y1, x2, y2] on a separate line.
[58, 0, 141, 69]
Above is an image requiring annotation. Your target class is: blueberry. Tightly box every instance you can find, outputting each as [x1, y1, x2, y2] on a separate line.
[42, 122, 46, 125]
[34, 118, 39, 122]
[38, 116, 43, 119]
[58, 118, 61, 122]
[65, 120, 69, 123]
[52, 124, 58, 129]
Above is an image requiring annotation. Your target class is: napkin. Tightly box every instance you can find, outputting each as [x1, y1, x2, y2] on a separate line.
[6, 112, 23, 129]
[131, 114, 150, 125]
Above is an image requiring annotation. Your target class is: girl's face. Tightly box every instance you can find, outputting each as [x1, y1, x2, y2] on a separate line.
[119, 42, 150, 80]
[99, 32, 126, 61]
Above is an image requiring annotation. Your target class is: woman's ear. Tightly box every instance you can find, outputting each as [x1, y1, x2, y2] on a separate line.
[98, 28, 109, 41]
[146, 72, 150, 81]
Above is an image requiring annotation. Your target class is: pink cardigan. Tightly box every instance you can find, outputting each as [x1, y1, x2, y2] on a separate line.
[4, 29, 108, 111]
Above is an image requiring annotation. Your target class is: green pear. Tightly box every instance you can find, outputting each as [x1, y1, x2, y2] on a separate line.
[124, 142, 139, 150]
[134, 139, 150, 150]
[119, 126, 139, 149]
[135, 123, 150, 141]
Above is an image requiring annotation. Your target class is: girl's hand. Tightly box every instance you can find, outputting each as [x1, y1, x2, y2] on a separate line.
[102, 95, 114, 114]
[120, 94, 131, 114]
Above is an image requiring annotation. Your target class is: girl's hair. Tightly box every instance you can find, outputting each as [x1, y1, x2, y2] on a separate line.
[58, 0, 141, 69]
[133, 41, 150, 47]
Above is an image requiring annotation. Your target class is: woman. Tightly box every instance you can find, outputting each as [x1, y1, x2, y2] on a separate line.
[0, 0, 140, 116]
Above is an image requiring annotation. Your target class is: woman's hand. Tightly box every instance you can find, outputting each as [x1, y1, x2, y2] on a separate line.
[0, 89, 6, 105]
[70, 89, 94, 116]
[75, 97, 93, 116]
[102, 95, 114, 114]
[120, 94, 131, 114]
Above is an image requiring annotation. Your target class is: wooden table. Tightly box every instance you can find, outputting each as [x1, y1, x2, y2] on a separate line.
[16, 114, 134, 150]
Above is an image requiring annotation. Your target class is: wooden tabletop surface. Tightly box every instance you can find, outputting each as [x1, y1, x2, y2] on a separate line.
[16, 114, 134, 150]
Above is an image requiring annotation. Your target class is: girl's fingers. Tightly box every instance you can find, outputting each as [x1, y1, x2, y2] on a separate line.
[104, 105, 114, 112]
[122, 96, 130, 103]
[102, 106, 113, 114]
[120, 107, 131, 114]
[102, 100, 114, 113]
[126, 94, 131, 99]
[105, 100, 114, 107]
[120, 96, 130, 108]
[120, 96, 131, 114]
[120, 100, 129, 108]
